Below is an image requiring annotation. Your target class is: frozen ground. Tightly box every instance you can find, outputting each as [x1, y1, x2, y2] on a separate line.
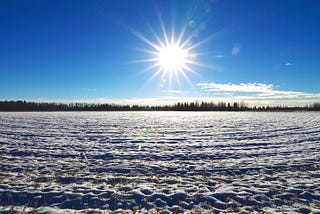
[0, 111, 319, 213]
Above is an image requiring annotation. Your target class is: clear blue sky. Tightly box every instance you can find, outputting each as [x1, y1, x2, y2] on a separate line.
[1, 0, 320, 106]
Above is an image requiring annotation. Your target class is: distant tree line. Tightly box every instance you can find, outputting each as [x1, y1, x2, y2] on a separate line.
[0, 100, 320, 111]
[171, 101, 320, 111]
[171, 101, 249, 111]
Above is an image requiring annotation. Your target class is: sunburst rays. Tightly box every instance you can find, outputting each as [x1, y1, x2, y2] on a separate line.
[126, 8, 210, 90]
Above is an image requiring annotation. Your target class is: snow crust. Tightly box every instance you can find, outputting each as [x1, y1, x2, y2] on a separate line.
[0, 112, 319, 213]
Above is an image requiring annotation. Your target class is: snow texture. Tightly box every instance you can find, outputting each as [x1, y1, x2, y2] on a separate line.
[0, 112, 319, 213]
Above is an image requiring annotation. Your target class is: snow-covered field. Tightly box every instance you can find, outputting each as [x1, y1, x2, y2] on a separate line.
[0, 112, 319, 213]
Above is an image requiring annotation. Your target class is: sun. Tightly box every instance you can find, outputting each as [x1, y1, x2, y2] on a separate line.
[140, 30, 198, 87]
[157, 43, 190, 72]
[142, 30, 197, 86]
[127, 14, 204, 88]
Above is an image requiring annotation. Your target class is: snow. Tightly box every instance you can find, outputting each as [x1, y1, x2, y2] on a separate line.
[0, 111, 319, 213]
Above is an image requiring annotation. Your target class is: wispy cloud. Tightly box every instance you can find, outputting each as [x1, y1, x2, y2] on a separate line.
[197, 82, 273, 93]
[285, 62, 294, 66]
[162, 89, 183, 94]
[197, 82, 320, 105]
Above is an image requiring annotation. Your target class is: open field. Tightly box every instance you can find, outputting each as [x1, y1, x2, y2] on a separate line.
[0, 112, 319, 213]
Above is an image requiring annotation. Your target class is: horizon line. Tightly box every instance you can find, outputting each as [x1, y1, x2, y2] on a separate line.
[1, 98, 320, 108]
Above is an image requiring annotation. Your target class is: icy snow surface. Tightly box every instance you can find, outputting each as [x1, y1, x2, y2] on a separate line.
[0, 111, 319, 213]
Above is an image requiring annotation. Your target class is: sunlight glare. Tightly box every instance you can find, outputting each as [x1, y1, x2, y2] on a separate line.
[157, 44, 189, 72]
[126, 9, 210, 89]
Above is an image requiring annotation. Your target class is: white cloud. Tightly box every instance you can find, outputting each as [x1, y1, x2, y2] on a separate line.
[197, 82, 273, 93]
[197, 82, 320, 106]
[16, 82, 319, 108]
[285, 62, 294, 66]
[162, 90, 183, 94]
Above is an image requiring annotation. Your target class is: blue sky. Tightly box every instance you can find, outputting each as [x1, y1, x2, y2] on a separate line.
[1, 0, 320, 106]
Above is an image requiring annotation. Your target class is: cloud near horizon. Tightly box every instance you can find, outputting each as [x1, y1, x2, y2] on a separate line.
[12, 82, 319, 107]
[197, 82, 320, 102]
